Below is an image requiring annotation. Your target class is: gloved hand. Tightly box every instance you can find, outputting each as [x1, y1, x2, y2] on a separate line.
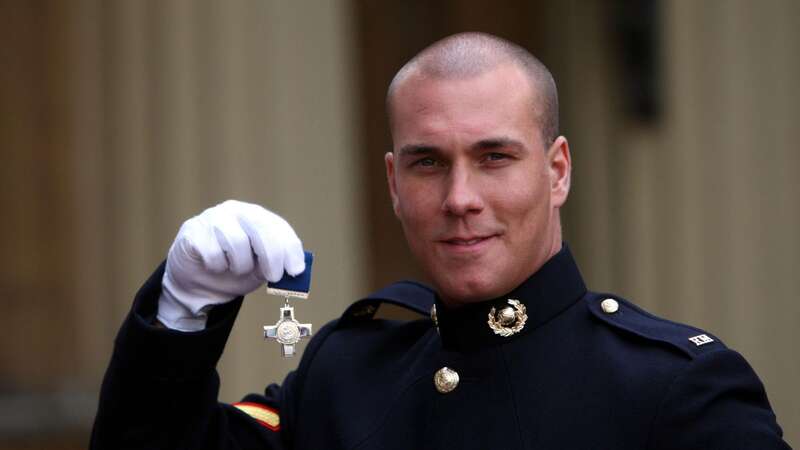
[157, 200, 305, 331]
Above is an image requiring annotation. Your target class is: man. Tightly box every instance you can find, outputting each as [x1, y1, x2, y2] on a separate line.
[91, 33, 790, 449]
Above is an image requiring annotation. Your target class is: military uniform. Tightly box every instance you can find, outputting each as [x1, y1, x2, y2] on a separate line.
[91, 246, 791, 449]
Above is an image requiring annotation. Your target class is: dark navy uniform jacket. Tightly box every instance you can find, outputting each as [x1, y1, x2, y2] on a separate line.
[91, 246, 791, 449]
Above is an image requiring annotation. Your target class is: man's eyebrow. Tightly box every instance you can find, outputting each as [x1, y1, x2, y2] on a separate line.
[470, 137, 526, 152]
[397, 138, 525, 156]
[397, 144, 438, 156]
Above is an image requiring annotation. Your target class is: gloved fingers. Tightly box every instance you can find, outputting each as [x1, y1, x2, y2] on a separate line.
[239, 214, 286, 283]
[283, 229, 305, 277]
[214, 200, 306, 282]
[209, 211, 255, 276]
[177, 218, 228, 273]
[268, 214, 307, 279]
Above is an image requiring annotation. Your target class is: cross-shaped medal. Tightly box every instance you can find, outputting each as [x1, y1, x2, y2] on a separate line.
[263, 251, 314, 357]
[264, 302, 312, 357]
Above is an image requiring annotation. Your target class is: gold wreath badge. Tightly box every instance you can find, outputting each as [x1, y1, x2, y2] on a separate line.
[487, 299, 527, 337]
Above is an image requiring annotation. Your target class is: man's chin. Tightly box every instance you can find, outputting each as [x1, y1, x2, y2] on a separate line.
[435, 276, 506, 308]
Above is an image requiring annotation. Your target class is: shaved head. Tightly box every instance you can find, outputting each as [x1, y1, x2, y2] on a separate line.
[387, 32, 559, 146]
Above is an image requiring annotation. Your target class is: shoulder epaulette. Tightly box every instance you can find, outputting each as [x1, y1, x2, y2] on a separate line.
[341, 280, 435, 322]
[586, 293, 726, 359]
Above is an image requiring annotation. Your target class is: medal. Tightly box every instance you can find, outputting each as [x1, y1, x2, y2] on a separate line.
[263, 251, 313, 357]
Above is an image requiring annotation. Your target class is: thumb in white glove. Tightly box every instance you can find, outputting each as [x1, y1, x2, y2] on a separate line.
[157, 200, 305, 331]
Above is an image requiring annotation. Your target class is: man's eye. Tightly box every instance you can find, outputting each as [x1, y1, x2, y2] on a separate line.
[414, 157, 437, 167]
[485, 152, 508, 161]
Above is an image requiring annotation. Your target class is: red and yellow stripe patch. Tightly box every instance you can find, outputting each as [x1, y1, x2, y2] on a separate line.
[232, 402, 280, 431]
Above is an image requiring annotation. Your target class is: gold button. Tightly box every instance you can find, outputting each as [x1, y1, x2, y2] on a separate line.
[434, 367, 459, 394]
[600, 298, 619, 314]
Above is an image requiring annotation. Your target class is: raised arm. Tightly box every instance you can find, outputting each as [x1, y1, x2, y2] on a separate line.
[90, 200, 306, 449]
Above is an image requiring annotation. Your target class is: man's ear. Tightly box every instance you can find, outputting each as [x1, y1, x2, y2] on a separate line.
[385, 151, 401, 217]
[547, 136, 571, 208]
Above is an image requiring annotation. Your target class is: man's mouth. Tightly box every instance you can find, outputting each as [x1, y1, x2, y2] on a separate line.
[440, 234, 498, 247]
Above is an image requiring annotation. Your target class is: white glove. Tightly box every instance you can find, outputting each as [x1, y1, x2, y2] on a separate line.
[157, 200, 305, 331]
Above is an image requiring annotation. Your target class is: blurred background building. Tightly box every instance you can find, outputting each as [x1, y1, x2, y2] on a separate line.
[1, 0, 797, 448]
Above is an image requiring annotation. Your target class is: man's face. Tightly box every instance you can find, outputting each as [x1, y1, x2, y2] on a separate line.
[385, 63, 571, 307]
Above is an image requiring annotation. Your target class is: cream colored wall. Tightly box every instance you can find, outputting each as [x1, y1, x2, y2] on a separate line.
[561, 1, 799, 444]
[67, 0, 365, 402]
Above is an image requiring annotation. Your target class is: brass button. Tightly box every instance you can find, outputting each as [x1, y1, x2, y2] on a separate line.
[430, 304, 440, 334]
[600, 298, 619, 314]
[434, 367, 459, 394]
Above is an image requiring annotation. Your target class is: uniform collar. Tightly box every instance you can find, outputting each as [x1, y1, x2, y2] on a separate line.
[434, 244, 587, 351]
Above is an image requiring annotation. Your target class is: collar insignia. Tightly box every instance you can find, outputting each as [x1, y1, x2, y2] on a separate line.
[487, 299, 527, 337]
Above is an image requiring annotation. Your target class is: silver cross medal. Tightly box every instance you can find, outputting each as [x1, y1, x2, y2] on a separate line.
[264, 251, 314, 357]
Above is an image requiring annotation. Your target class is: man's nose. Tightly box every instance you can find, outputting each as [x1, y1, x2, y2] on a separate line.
[441, 166, 483, 216]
